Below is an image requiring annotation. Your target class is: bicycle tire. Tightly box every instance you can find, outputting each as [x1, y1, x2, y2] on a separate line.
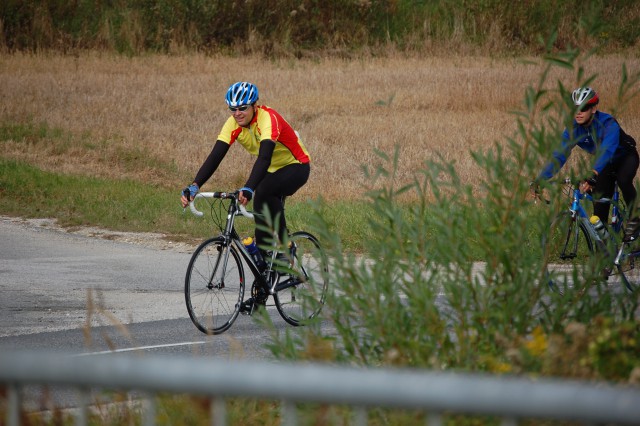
[274, 231, 328, 326]
[542, 212, 598, 294]
[616, 241, 640, 292]
[185, 237, 245, 334]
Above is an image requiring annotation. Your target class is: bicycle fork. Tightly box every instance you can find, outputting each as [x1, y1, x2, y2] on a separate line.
[558, 215, 582, 260]
[208, 243, 232, 289]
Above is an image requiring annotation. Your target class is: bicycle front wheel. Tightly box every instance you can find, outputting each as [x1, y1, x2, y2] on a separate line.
[274, 231, 328, 326]
[185, 237, 245, 334]
[542, 212, 598, 294]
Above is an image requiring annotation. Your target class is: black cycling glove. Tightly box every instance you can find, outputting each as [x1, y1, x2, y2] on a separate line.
[585, 173, 598, 187]
[240, 187, 254, 202]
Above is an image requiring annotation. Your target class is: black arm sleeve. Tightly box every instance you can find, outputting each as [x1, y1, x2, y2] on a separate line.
[244, 139, 275, 190]
[193, 140, 230, 187]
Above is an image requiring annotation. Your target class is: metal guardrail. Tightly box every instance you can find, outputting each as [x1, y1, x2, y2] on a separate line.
[1, 350, 640, 426]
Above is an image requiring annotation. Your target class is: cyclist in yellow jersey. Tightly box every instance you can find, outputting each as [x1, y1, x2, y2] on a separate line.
[181, 81, 311, 262]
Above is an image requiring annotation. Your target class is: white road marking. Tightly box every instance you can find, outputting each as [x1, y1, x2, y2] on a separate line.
[76, 341, 210, 356]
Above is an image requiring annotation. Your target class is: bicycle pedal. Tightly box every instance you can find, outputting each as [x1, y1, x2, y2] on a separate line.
[241, 308, 256, 316]
[239, 299, 255, 315]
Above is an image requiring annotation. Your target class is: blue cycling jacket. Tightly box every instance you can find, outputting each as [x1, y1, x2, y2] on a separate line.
[539, 111, 627, 179]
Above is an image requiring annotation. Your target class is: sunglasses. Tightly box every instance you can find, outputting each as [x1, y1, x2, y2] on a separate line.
[579, 104, 595, 112]
[229, 105, 251, 112]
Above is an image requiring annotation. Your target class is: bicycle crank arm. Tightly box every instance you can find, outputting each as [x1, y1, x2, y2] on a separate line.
[613, 244, 625, 266]
[274, 277, 302, 292]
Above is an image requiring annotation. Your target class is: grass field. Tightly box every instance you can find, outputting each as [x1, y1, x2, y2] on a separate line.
[3, 53, 640, 191]
[1, 52, 639, 243]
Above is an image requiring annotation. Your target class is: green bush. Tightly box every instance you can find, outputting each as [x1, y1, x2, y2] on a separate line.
[265, 50, 640, 383]
[1, 0, 639, 54]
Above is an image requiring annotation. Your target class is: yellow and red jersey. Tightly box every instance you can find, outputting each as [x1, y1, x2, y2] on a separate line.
[217, 105, 310, 173]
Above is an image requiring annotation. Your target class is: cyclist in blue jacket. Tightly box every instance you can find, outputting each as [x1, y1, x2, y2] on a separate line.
[537, 87, 639, 239]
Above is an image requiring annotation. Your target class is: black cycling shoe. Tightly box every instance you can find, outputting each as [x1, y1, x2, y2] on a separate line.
[240, 281, 268, 315]
[239, 298, 257, 315]
[623, 217, 640, 242]
[239, 296, 267, 315]
[267, 250, 293, 269]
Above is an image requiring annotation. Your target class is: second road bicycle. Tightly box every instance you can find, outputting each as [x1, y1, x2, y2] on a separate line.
[541, 179, 639, 293]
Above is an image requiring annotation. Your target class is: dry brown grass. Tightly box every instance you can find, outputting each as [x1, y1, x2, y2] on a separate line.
[1, 52, 639, 199]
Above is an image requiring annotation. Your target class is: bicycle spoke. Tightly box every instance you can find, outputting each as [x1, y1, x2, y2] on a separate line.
[274, 232, 328, 326]
[615, 242, 640, 292]
[543, 212, 598, 294]
[185, 238, 244, 334]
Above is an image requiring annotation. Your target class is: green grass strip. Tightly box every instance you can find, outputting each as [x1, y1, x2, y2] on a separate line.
[0, 159, 373, 252]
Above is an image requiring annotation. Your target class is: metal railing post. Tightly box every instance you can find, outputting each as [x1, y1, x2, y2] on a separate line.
[142, 393, 156, 426]
[75, 387, 89, 426]
[7, 384, 20, 426]
[353, 406, 367, 426]
[281, 399, 297, 426]
[211, 397, 226, 426]
[426, 412, 442, 426]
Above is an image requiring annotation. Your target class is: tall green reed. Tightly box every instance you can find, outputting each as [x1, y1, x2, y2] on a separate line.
[266, 48, 640, 382]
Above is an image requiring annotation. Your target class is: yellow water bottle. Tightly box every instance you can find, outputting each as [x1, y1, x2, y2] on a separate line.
[243, 237, 266, 271]
[590, 215, 610, 241]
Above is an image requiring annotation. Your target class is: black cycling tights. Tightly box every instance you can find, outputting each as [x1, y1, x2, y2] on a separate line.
[593, 150, 639, 223]
[253, 163, 310, 250]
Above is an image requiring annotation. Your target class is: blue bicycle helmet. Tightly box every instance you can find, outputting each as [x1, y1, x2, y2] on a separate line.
[225, 82, 259, 107]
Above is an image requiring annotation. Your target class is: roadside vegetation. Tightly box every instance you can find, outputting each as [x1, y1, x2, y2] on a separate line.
[2, 0, 639, 55]
[2, 53, 639, 252]
[1, 2, 640, 424]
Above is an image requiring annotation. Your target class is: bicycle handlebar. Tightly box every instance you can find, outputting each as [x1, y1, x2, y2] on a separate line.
[189, 192, 254, 219]
[535, 178, 615, 204]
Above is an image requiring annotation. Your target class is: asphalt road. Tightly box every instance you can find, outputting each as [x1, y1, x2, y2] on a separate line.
[1, 216, 333, 410]
[0, 216, 296, 358]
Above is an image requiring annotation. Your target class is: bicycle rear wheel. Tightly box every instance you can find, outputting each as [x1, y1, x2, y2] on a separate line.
[616, 241, 640, 292]
[185, 237, 245, 334]
[274, 231, 328, 326]
[542, 212, 598, 294]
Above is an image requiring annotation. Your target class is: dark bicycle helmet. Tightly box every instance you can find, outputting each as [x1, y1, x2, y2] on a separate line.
[572, 87, 599, 109]
[225, 82, 259, 107]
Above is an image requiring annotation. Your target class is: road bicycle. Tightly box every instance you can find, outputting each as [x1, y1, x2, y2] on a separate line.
[184, 191, 329, 335]
[540, 178, 639, 293]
